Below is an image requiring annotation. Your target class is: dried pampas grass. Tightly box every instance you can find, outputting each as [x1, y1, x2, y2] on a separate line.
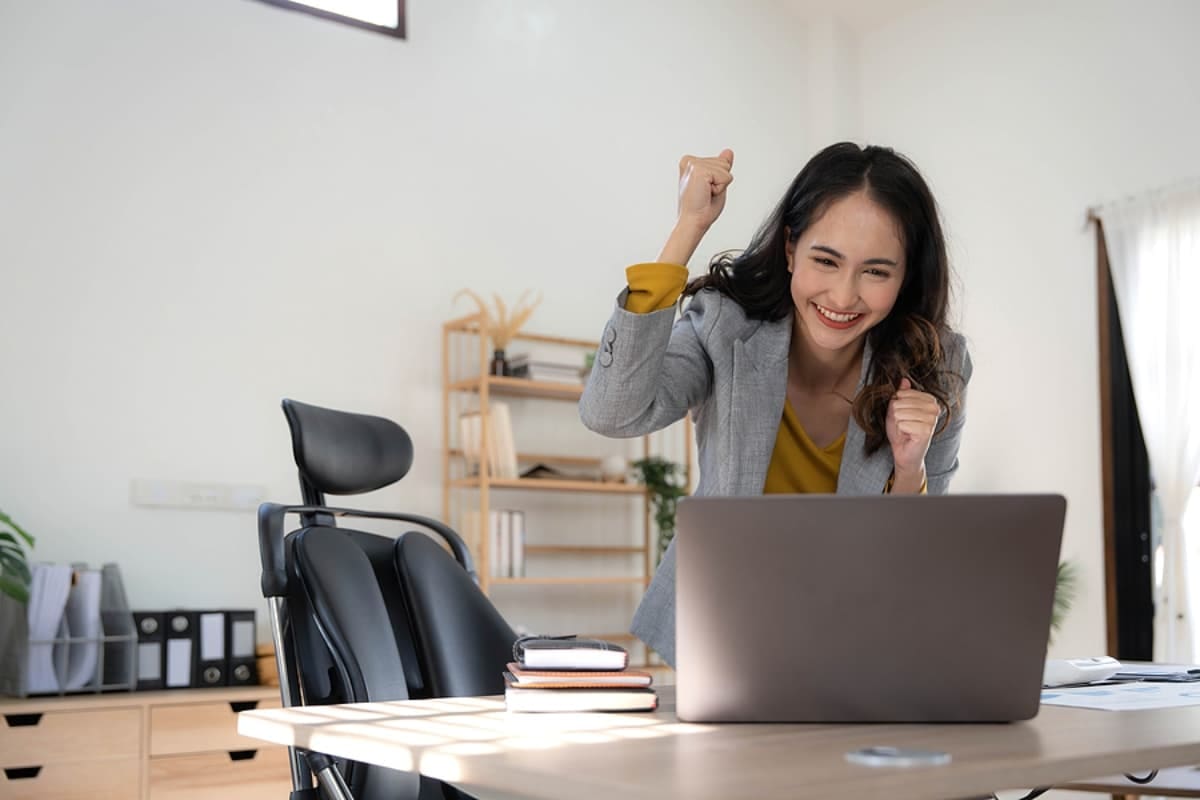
[454, 289, 542, 350]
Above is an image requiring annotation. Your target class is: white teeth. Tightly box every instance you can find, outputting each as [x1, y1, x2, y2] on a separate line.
[815, 304, 862, 323]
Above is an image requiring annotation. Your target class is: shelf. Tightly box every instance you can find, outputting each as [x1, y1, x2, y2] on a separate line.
[524, 546, 647, 555]
[448, 375, 584, 401]
[449, 450, 605, 468]
[450, 477, 645, 495]
[488, 577, 646, 586]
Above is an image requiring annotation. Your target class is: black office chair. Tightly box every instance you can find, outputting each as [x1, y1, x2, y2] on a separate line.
[257, 399, 517, 800]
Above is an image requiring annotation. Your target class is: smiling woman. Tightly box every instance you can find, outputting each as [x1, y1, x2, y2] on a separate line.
[255, 0, 405, 38]
[578, 142, 973, 666]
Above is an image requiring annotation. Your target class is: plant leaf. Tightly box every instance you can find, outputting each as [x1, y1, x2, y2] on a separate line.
[0, 572, 29, 604]
[453, 289, 495, 339]
[0, 509, 35, 547]
[492, 292, 509, 333]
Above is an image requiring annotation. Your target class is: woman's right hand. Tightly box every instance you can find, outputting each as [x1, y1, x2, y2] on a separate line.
[658, 149, 734, 266]
[676, 149, 735, 232]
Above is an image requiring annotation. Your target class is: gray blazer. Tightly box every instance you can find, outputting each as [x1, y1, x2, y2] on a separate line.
[579, 288, 973, 666]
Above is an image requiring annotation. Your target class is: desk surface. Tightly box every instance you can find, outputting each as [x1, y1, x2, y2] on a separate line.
[238, 686, 1200, 800]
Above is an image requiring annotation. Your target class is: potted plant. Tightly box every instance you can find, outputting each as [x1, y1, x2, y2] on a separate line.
[454, 289, 542, 376]
[631, 457, 688, 565]
[1051, 560, 1077, 642]
[1, 509, 35, 695]
[1, 509, 34, 603]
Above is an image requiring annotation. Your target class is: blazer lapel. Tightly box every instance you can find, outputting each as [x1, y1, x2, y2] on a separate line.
[728, 318, 791, 495]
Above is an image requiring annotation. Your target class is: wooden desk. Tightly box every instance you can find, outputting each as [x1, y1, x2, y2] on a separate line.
[237, 686, 1200, 800]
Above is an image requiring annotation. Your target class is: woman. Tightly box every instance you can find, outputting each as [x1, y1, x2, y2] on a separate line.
[579, 142, 973, 666]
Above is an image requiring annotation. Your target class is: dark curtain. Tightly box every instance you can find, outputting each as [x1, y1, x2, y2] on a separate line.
[1104, 251, 1154, 661]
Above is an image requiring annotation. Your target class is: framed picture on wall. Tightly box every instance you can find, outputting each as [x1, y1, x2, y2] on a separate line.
[254, 0, 405, 39]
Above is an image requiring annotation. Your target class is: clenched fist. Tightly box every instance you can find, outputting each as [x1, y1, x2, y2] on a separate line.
[886, 377, 941, 482]
[676, 149, 735, 233]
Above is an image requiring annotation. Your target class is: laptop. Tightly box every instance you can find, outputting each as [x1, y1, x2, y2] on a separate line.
[673, 493, 1066, 723]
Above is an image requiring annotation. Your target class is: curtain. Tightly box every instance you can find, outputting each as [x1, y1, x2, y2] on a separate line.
[1100, 244, 1154, 660]
[1098, 181, 1200, 663]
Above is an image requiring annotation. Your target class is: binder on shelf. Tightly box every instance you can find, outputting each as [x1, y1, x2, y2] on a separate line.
[163, 610, 197, 689]
[58, 568, 103, 691]
[99, 563, 136, 690]
[226, 609, 258, 686]
[133, 611, 166, 691]
[196, 611, 227, 687]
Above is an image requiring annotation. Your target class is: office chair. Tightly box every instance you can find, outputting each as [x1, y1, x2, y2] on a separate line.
[257, 399, 517, 800]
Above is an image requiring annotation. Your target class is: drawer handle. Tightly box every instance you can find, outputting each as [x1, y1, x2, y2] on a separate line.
[4, 713, 42, 727]
[229, 701, 259, 713]
[229, 750, 259, 762]
[4, 766, 43, 780]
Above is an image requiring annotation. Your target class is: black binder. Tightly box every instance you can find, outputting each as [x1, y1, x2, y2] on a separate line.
[195, 610, 228, 687]
[163, 610, 198, 689]
[225, 609, 258, 686]
[133, 611, 165, 691]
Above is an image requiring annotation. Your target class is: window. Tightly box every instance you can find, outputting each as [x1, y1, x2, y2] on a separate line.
[256, 0, 405, 39]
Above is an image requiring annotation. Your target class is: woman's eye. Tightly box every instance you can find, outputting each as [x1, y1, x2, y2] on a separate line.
[865, 268, 892, 278]
[813, 257, 837, 267]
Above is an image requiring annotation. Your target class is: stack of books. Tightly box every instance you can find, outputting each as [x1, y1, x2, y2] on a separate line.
[504, 636, 657, 712]
[507, 355, 584, 385]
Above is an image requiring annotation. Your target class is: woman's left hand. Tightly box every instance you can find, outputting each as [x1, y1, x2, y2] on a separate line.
[886, 378, 941, 476]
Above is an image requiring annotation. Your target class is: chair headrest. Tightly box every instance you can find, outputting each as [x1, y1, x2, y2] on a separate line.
[281, 399, 413, 495]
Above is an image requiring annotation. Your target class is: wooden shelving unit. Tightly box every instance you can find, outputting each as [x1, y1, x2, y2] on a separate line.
[442, 312, 690, 666]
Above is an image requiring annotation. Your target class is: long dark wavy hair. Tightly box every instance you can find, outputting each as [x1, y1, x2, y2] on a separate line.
[682, 142, 964, 455]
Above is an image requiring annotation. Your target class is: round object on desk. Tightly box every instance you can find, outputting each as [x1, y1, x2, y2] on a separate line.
[845, 747, 952, 768]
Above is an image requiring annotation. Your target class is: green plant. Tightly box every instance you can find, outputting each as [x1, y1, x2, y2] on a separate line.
[1051, 560, 1078, 641]
[0, 509, 35, 603]
[631, 457, 688, 564]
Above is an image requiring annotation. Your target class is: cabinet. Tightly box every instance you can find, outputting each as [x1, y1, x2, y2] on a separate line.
[0, 686, 288, 799]
[442, 313, 690, 666]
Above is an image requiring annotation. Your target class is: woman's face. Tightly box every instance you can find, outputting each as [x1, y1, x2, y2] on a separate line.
[786, 190, 906, 356]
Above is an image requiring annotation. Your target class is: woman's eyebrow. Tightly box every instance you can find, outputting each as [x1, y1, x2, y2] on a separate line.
[810, 244, 898, 267]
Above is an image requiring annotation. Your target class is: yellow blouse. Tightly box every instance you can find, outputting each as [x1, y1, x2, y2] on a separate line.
[623, 262, 842, 493]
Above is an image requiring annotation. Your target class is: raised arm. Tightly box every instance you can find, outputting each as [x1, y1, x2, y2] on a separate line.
[579, 150, 735, 438]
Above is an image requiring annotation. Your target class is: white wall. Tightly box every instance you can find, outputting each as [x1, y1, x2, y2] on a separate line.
[857, 0, 1200, 658]
[0, 0, 813, 636]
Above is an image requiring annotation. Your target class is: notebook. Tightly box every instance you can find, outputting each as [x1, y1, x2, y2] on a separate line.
[673, 493, 1067, 723]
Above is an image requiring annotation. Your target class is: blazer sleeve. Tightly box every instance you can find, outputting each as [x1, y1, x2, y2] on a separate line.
[578, 288, 722, 438]
[925, 332, 974, 495]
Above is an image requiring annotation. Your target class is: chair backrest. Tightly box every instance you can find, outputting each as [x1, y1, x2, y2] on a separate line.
[260, 398, 516, 799]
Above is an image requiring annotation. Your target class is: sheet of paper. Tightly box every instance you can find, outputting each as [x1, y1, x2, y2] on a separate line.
[1041, 681, 1200, 710]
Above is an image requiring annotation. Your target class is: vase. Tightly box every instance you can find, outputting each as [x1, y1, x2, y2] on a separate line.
[489, 349, 509, 376]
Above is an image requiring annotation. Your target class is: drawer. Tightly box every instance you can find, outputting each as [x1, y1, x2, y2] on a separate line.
[1, 757, 140, 799]
[149, 748, 292, 800]
[150, 696, 281, 756]
[0, 707, 141, 765]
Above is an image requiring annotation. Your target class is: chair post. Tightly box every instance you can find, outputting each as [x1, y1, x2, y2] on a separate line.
[268, 595, 314, 793]
[307, 751, 357, 800]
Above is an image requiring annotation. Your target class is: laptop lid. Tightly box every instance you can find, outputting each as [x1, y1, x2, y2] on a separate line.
[674, 494, 1066, 723]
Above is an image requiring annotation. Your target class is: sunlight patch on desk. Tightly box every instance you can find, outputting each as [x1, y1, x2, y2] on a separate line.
[381, 718, 504, 742]
[418, 751, 465, 783]
[337, 722, 449, 748]
[496, 735, 569, 751]
[313, 705, 394, 721]
[308, 730, 415, 772]
[559, 731, 619, 744]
